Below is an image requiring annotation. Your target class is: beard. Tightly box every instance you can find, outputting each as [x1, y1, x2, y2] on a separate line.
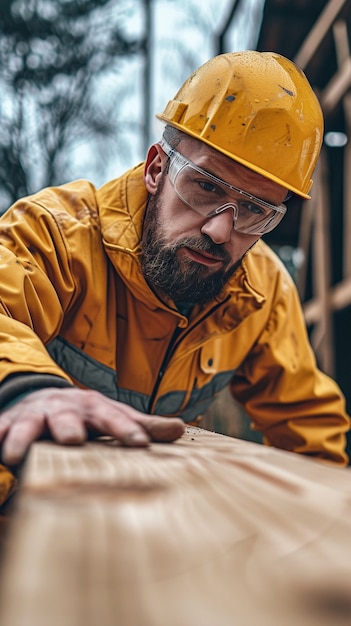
[140, 189, 240, 305]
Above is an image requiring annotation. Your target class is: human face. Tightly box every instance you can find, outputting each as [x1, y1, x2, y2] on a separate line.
[142, 138, 288, 304]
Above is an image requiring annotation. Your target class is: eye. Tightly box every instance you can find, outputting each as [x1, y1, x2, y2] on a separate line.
[199, 180, 219, 193]
[197, 179, 227, 198]
[240, 201, 266, 216]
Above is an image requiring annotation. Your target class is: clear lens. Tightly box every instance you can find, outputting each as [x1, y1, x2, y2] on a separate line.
[161, 139, 287, 236]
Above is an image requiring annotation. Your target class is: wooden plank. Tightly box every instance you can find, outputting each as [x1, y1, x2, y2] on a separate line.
[0, 427, 351, 626]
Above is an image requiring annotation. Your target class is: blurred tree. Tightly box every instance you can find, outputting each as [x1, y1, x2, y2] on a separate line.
[0, 0, 144, 211]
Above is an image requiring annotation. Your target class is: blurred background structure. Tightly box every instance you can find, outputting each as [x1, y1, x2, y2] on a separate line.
[257, 0, 351, 455]
[0, 0, 350, 452]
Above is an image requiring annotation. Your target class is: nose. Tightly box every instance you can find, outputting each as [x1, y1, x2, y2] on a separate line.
[200, 207, 233, 244]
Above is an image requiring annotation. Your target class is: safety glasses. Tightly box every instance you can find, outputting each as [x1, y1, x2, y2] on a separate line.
[160, 138, 287, 236]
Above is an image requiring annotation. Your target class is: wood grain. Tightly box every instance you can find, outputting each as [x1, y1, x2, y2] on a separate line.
[0, 427, 351, 626]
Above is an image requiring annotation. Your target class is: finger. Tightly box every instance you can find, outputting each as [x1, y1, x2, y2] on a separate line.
[47, 411, 87, 445]
[86, 411, 151, 447]
[1, 417, 45, 466]
[88, 410, 185, 445]
[100, 423, 151, 447]
[136, 416, 186, 442]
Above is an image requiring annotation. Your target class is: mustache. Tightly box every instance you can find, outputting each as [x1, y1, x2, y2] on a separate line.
[167, 236, 229, 263]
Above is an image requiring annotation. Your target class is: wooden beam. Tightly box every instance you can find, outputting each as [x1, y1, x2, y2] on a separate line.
[320, 56, 351, 112]
[333, 18, 350, 63]
[304, 277, 351, 324]
[294, 0, 349, 69]
[1, 430, 351, 626]
[298, 152, 335, 374]
[332, 20, 351, 279]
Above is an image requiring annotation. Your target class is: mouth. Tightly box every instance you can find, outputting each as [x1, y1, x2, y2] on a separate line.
[181, 246, 224, 267]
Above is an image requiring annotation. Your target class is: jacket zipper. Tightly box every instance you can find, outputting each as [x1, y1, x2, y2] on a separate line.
[147, 296, 230, 413]
[147, 325, 183, 413]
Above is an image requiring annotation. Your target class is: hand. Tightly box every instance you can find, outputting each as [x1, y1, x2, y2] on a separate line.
[0, 387, 186, 465]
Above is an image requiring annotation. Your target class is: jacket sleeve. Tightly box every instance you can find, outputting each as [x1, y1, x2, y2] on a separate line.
[230, 265, 350, 467]
[0, 182, 102, 507]
[0, 181, 99, 385]
[0, 463, 16, 507]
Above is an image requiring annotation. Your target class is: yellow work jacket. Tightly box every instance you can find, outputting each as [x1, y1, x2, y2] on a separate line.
[0, 163, 349, 503]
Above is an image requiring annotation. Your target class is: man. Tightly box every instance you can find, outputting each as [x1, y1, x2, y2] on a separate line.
[0, 50, 349, 506]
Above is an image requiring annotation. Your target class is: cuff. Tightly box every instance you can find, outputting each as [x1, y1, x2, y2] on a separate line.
[0, 373, 75, 411]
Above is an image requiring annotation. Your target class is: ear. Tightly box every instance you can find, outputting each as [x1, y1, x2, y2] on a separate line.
[143, 144, 165, 194]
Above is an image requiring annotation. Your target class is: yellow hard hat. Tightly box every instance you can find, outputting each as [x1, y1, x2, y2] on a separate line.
[156, 51, 324, 198]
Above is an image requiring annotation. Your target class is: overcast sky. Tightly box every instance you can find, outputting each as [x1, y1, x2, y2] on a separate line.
[71, 0, 266, 186]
